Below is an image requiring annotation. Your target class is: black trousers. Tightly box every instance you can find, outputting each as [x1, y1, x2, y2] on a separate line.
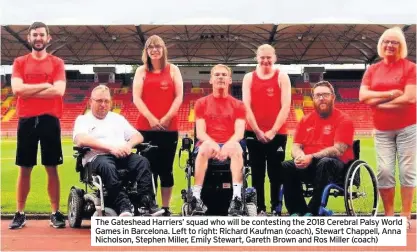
[140, 131, 178, 188]
[89, 153, 153, 213]
[245, 131, 287, 212]
[282, 157, 345, 216]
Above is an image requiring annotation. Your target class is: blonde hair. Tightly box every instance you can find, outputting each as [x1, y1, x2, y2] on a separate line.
[210, 64, 232, 76]
[256, 44, 276, 55]
[142, 35, 168, 71]
[377, 27, 408, 59]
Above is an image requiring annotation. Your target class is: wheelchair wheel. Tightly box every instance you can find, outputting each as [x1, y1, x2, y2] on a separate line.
[344, 160, 378, 217]
[181, 203, 192, 216]
[93, 207, 118, 217]
[68, 188, 84, 228]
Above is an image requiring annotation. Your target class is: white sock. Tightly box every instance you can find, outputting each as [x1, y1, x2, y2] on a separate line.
[192, 185, 202, 199]
[233, 184, 242, 199]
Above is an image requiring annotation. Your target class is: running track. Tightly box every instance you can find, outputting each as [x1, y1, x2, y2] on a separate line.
[1, 220, 416, 251]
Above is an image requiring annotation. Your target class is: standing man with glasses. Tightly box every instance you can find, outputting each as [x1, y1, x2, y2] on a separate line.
[282, 81, 355, 216]
[9, 22, 66, 229]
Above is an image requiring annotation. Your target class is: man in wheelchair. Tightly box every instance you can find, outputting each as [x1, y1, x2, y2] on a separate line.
[191, 64, 247, 216]
[72, 85, 161, 217]
[283, 81, 354, 216]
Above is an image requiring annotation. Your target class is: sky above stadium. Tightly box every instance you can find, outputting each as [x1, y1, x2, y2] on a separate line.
[1, 0, 415, 74]
[1, 0, 416, 25]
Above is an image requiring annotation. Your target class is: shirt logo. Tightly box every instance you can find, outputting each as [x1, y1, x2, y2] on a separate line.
[306, 127, 314, 132]
[88, 126, 96, 133]
[160, 81, 169, 90]
[323, 125, 332, 135]
[266, 87, 274, 97]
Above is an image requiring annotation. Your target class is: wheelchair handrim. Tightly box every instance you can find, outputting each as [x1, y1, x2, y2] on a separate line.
[345, 160, 379, 217]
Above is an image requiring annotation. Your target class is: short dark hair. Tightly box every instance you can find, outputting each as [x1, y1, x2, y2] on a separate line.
[312, 81, 335, 94]
[28, 22, 49, 35]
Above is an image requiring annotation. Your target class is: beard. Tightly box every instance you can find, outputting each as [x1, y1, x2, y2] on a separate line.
[314, 101, 333, 118]
[30, 40, 47, 52]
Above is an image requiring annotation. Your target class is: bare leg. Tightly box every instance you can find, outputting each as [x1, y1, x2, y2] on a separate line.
[161, 187, 172, 208]
[379, 187, 395, 216]
[400, 186, 415, 219]
[45, 166, 60, 212]
[16, 167, 33, 212]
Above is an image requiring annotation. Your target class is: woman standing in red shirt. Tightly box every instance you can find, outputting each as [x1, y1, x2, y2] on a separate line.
[359, 27, 416, 228]
[132, 35, 183, 216]
[242, 44, 291, 215]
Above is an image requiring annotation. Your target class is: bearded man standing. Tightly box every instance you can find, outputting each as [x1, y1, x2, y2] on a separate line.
[9, 22, 67, 229]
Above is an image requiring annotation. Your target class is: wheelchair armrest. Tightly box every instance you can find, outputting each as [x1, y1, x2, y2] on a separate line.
[135, 142, 157, 154]
[73, 146, 91, 181]
[73, 146, 91, 157]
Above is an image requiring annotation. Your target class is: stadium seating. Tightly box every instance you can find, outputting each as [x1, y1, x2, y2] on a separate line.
[0, 79, 374, 136]
[338, 88, 359, 100]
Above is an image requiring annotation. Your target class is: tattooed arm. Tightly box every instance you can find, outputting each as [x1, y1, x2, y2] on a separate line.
[311, 142, 349, 159]
[291, 143, 305, 159]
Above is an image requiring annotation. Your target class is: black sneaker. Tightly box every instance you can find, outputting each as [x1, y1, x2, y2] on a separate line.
[162, 207, 172, 216]
[139, 195, 164, 216]
[9, 212, 26, 229]
[50, 211, 66, 228]
[192, 197, 207, 214]
[228, 196, 243, 216]
[149, 201, 164, 216]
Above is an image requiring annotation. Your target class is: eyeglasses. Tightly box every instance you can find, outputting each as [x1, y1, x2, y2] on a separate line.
[382, 40, 400, 46]
[91, 98, 111, 105]
[147, 45, 163, 50]
[312, 93, 332, 99]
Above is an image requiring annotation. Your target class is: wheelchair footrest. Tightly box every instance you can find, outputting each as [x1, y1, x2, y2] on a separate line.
[320, 207, 333, 216]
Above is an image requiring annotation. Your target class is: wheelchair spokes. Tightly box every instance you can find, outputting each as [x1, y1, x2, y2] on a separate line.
[344, 160, 379, 217]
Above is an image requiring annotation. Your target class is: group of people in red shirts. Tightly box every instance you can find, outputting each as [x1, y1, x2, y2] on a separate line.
[8, 22, 415, 230]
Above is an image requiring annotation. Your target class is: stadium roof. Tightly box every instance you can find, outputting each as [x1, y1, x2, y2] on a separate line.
[2, 24, 415, 65]
[1, 0, 416, 65]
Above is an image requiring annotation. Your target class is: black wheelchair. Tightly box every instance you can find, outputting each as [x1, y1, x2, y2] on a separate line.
[275, 140, 379, 216]
[67, 143, 157, 228]
[179, 137, 257, 216]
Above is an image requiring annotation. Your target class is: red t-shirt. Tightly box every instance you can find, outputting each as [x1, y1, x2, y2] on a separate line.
[12, 53, 65, 118]
[194, 94, 246, 143]
[362, 58, 416, 131]
[293, 108, 354, 164]
[248, 69, 287, 134]
[136, 64, 178, 131]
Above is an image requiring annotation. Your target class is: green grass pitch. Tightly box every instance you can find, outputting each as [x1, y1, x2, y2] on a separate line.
[1, 137, 415, 214]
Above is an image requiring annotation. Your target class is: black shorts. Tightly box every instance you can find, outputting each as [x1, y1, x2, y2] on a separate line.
[16, 114, 63, 167]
